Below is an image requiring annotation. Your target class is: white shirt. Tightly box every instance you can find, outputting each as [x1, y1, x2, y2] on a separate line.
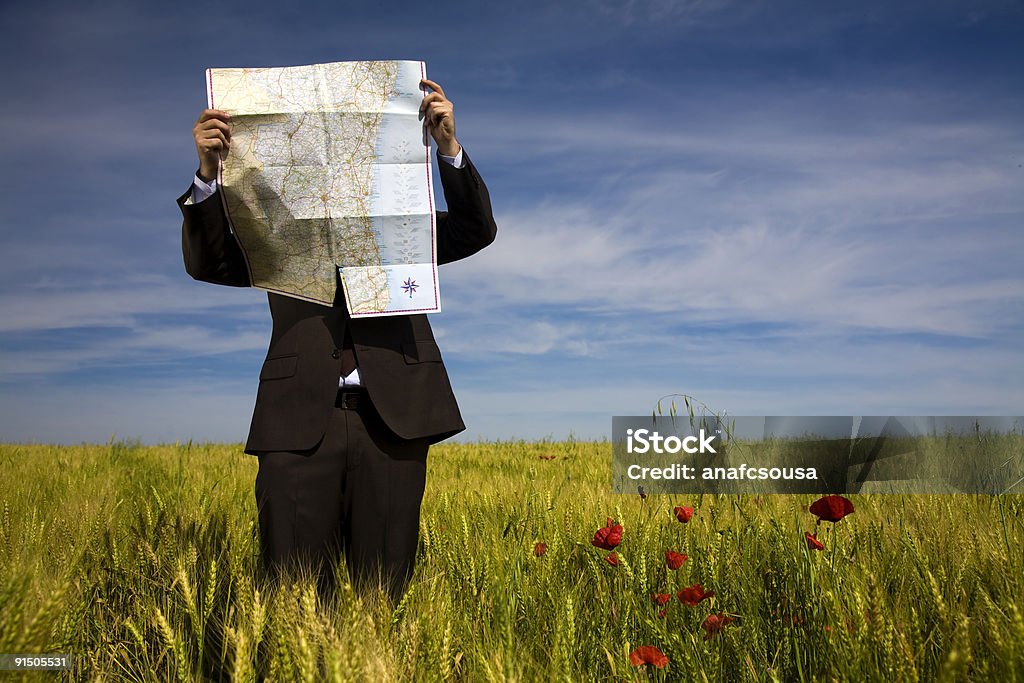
[188, 148, 466, 387]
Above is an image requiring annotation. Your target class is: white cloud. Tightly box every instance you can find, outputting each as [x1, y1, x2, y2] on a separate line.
[0, 381, 256, 445]
[0, 324, 268, 376]
[444, 95, 1024, 343]
[437, 317, 594, 357]
[579, 0, 742, 26]
[0, 276, 264, 333]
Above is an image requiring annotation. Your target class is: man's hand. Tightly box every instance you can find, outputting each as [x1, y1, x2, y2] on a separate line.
[193, 109, 232, 182]
[420, 79, 461, 158]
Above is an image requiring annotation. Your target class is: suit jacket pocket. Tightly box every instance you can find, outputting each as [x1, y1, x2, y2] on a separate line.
[259, 353, 299, 380]
[402, 341, 442, 364]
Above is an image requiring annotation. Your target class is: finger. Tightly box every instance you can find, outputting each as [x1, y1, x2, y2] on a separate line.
[419, 92, 445, 116]
[426, 102, 452, 123]
[199, 131, 229, 150]
[196, 119, 232, 138]
[198, 126, 229, 142]
[197, 108, 232, 124]
[420, 78, 446, 100]
[425, 109, 444, 128]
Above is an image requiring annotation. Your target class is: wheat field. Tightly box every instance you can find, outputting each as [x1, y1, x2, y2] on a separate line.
[1, 439, 1022, 682]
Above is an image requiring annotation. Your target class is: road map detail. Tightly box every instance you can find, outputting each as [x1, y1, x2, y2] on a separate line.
[207, 60, 440, 316]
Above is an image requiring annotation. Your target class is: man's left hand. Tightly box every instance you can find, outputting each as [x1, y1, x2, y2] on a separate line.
[420, 79, 461, 157]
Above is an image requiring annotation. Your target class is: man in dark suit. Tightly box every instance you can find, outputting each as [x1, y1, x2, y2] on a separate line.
[178, 79, 497, 600]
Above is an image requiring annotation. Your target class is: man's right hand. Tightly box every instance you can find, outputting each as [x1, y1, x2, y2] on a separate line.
[193, 109, 232, 182]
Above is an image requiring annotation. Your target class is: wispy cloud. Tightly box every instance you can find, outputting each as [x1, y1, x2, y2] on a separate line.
[445, 86, 1024, 343]
[0, 323, 268, 377]
[0, 277, 263, 333]
[575, 0, 743, 27]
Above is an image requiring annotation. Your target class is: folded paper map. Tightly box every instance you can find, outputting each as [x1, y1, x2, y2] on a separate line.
[206, 60, 440, 316]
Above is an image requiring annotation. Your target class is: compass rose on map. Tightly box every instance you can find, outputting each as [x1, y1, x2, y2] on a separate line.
[401, 277, 418, 298]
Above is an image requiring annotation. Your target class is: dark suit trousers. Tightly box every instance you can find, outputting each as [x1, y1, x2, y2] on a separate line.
[254, 391, 428, 601]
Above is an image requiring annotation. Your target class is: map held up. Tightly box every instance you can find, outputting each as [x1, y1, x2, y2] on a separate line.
[206, 60, 440, 316]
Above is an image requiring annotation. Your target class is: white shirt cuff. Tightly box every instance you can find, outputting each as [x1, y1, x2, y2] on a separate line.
[437, 148, 465, 169]
[188, 175, 218, 205]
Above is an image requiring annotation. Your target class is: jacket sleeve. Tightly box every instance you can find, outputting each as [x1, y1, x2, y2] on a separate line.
[177, 185, 251, 287]
[436, 150, 498, 265]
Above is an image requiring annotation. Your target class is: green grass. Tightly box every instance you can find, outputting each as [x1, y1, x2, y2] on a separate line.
[1, 439, 1023, 681]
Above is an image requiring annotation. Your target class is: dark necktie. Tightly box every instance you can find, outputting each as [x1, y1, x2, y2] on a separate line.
[340, 327, 357, 376]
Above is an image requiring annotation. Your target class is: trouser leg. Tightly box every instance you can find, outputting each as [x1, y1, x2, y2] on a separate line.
[253, 406, 348, 594]
[342, 402, 428, 602]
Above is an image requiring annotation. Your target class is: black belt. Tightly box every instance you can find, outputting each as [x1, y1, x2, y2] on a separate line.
[335, 388, 365, 410]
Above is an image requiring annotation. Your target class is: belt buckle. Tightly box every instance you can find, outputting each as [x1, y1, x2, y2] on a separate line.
[338, 390, 361, 410]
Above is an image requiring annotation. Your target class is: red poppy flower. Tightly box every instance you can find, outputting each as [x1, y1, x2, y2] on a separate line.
[677, 584, 714, 607]
[651, 592, 671, 606]
[804, 532, 824, 551]
[809, 495, 854, 523]
[628, 646, 669, 668]
[658, 608, 668, 619]
[673, 505, 694, 523]
[665, 550, 687, 570]
[701, 613, 735, 640]
[604, 552, 619, 566]
[534, 542, 547, 557]
[592, 518, 623, 550]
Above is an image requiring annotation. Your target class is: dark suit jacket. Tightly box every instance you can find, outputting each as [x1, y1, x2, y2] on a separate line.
[178, 152, 497, 454]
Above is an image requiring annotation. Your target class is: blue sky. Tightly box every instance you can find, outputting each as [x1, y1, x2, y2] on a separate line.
[0, 0, 1021, 444]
